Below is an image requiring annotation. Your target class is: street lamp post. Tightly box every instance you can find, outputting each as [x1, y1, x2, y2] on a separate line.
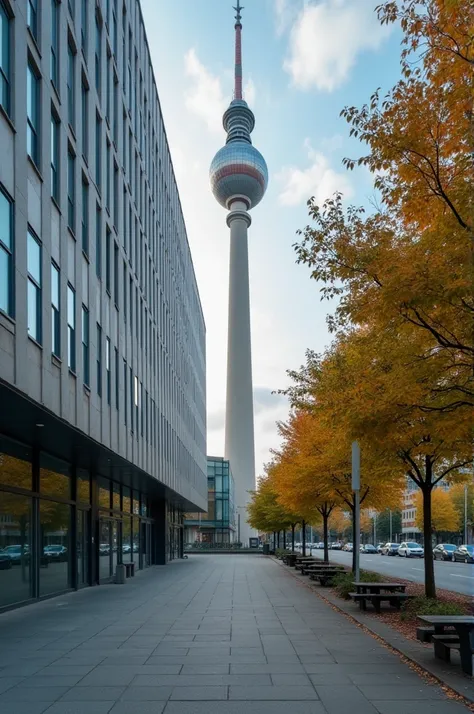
[389, 510, 393, 542]
[465, 485, 468, 544]
[352, 442, 361, 581]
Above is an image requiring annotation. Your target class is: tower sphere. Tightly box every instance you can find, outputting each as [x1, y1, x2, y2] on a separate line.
[210, 138, 268, 210]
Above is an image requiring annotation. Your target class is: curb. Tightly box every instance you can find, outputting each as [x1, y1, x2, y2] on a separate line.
[271, 556, 474, 707]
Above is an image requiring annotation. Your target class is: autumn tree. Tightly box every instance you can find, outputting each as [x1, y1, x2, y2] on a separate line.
[373, 509, 402, 543]
[415, 487, 460, 535]
[247, 472, 301, 551]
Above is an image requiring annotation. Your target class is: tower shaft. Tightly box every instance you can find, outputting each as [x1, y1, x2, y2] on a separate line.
[224, 201, 255, 546]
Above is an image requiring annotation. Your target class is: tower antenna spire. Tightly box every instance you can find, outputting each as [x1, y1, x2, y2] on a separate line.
[233, 1, 244, 100]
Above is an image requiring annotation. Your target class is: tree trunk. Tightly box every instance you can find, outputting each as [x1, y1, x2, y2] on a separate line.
[291, 524, 295, 552]
[277, 531, 280, 549]
[283, 529, 287, 550]
[423, 485, 436, 599]
[323, 511, 329, 563]
[302, 520, 306, 556]
[273, 531, 276, 550]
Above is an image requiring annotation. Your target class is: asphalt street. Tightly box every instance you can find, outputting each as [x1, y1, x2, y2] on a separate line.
[305, 548, 474, 596]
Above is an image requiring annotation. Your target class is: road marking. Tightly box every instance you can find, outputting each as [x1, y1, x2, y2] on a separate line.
[450, 574, 474, 579]
[411, 567, 424, 571]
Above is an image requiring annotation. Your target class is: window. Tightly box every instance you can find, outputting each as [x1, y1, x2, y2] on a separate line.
[106, 141, 111, 210]
[81, 0, 87, 51]
[95, 14, 101, 95]
[105, 227, 111, 292]
[67, 150, 75, 231]
[51, 262, 60, 357]
[67, 284, 75, 370]
[0, 187, 13, 317]
[113, 241, 119, 305]
[113, 162, 119, 228]
[96, 323, 102, 396]
[123, 260, 127, 320]
[106, 49, 111, 122]
[81, 179, 89, 253]
[95, 204, 101, 277]
[123, 359, 127, 425]
[27, 229, 42, 343]
[50, 113, 59, 202]
[81, 79, 88, 159]
[95, 115, 101, 188]
[67, 42, 75, 129]
[106, 336, 111, 404]
[0, 1, 11, 115]
[114, 346, 119, 408]
[82, 305, 89, 385]
[27, 0, 38, 40]
[27, 63, 40, 166]
[50, 0, 60, 87]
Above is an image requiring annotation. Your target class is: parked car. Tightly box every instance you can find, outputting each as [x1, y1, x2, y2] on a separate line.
[316, 542, 325, 550]
[433, 543, 456, 561]
[0, 551, 12, 569]
[122, 544, 131, 554]
[99, 543, 111, 556]
[2, 545, 30, 564]
[330, 542, 343, 550]
[343, 543, 353, 552]
[453, 544, 474, 564]
[376, 543, 385, 554]
[398, 542, 424, 558]
[360, 544, 377, 554]
[381, 542, 399, 556]
[43, 545, 68, 562]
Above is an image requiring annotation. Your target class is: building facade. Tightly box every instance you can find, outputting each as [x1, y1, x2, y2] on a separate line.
[0, 0, 207, 610]
[184, 457, 236, 545]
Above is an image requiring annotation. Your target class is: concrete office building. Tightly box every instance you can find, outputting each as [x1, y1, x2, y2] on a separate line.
[209, 2, 268, 546]
[0, 0, 207, 610]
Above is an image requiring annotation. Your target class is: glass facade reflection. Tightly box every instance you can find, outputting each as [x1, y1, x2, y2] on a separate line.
[184, 457, 236, 545]
[0, 435, 174, 610]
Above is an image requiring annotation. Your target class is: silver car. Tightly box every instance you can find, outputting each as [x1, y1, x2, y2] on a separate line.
[398, 541, 424, 558]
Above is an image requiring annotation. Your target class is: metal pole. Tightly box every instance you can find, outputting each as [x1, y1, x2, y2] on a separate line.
[352, 442, 361, 581]
[238, 512, 241, 544]
[310, 525, 313, 551]
[465, 485, 468, 544]
[373, 513, 377, 545]
[389, 510, 392, 542]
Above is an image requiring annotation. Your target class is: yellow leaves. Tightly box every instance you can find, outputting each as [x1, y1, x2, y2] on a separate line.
[415, 487, 460, 532]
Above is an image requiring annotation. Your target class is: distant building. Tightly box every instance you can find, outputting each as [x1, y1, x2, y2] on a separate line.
[401, 477, 452, 538]
[185, 457, 236, 545]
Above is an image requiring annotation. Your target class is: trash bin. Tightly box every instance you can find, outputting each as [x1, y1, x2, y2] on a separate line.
[115, 564, 126, 584]
[263, 544, 270, 555]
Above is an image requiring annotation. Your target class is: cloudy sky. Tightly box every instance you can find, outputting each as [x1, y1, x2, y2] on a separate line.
[140, 0, 402, 478]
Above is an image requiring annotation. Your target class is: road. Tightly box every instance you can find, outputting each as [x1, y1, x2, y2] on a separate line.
[301, 548, 474, 596]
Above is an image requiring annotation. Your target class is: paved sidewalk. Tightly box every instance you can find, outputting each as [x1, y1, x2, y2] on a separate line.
[0, 555, 470, 714]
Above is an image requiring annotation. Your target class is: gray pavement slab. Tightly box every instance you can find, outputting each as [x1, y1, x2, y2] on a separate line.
[0, 555, 469, 714]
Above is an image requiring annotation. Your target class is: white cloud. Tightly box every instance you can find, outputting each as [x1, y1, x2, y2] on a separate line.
[277, 139, 354, 206]
[283, 0, 392, 91]
[274, 0, 302, 36]
[184, 48, 227, 133]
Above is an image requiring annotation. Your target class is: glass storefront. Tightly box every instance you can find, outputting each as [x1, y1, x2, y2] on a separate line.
[0, 435, 162, 610]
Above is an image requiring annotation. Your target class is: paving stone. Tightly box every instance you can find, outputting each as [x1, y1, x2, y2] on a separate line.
[120, 686, 173, 701]
[359, 685, 445, 700]
[163, 703, 326, 714]
[0, 677, 25, 693]
[270, 673, 312, 686]
[0, 703, 54, 714]
[169, 686, 228, 700]
[109, 704, 165, 714]
[180, 664, 229, 675]
[60, 687, 126, 701]
[0, 686, 70, 701]
[41, 704, 115, 714]
[228, 686, 319, 700]
[315, 685, 379, 713]
[372, 703, 470, 714]
[21, 675, 86, 687]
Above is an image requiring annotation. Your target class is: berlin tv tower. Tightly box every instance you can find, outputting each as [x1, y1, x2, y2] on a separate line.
[209, 1, 268, 546]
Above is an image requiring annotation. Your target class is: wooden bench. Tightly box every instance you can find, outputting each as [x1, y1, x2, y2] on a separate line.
[349, 592, 412, 613]
[301, 564, 342, 576]
[416, 626, 435, 643]
[417, 616, 474, 675]
[310, 570, 344, 586]
[124, 562, 136, 577]
[432, 635, 461, 662]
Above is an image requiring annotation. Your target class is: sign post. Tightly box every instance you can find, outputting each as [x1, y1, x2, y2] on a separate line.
[352, 442, 361, 581]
